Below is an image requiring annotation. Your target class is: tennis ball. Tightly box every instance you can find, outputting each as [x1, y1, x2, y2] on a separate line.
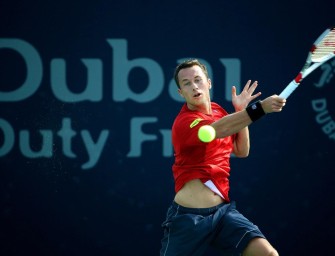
[198, 125, 216, 143]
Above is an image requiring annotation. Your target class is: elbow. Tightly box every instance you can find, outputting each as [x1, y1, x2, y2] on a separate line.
[233, 138, 250, 158]
[235, 152, 249, 158]
[233, 148, 250, 158]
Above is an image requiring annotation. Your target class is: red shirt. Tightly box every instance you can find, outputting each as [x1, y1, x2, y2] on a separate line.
[172, 102, 235, 202]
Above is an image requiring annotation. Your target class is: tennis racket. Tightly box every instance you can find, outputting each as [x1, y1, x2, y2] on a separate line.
[279, 27, 335, 99]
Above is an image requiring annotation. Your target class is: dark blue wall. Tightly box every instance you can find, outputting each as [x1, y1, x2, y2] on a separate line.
[1, 0, 334, 255]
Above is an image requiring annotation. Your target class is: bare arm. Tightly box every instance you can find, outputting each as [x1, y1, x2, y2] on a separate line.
[211, 109, 252, 157]
[211, 80, 286, 157]
[211, 110, 252, 138]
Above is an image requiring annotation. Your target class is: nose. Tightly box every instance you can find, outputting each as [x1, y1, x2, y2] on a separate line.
[192, 83, 199, 90]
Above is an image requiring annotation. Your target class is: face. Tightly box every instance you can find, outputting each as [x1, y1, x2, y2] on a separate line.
[177, 65, 212, 111]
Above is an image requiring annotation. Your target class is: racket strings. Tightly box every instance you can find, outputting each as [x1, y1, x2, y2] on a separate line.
[312, 29, 335, 61]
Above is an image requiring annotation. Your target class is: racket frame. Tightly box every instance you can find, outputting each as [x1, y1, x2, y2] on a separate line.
[279, 27, 335, 99]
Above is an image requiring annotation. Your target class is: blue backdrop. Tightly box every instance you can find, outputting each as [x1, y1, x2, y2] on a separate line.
[1, 0, 334, 255]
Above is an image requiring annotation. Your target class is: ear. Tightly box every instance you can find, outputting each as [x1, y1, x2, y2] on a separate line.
[208, 79, 212, 89]
[178, 88, 184, 98]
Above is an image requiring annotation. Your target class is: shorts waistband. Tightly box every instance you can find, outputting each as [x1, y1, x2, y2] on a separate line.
[171, 200, 228, 215]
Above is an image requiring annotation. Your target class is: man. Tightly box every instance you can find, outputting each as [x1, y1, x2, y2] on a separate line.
[160, 59, 286, 256]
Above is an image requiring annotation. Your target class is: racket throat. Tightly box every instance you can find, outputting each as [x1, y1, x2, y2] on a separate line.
[295, 72, 303, 83]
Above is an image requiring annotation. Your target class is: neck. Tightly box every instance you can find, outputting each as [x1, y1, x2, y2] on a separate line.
[187, 101, 212, 115]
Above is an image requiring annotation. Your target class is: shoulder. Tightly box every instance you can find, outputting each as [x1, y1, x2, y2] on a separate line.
[173, 104, 210, 130]
[173, 109, 203, 129]
[211, 102, 229, 116]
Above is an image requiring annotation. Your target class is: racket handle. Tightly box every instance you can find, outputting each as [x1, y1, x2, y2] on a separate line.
[279, 80, 299, 99]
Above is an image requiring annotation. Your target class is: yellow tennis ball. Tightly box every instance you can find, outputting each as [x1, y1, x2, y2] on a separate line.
[198, 125, 216, 143]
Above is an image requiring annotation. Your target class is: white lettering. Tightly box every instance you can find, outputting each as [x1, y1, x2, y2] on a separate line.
[0, 38, 241, 104]
[311, 98, 327, 113]
[57, 118, 77, 157]
[159, 129, 172, 157]
[220, 58, 241, 101]
[0, 37, 245, 167]
[19, 130, 53, 158]
[0, 118, 15, 156]
[51, 59, 103, 102]
[314, 59, 335, 88]
[81, 130, 109, 169]
[311, 98, 335, 141]
[107, 39, 164, 103]
[127, 117, 158, 157]
[0, 39, 43, 101]
[0, 117, 110, 169]
[322, 121, 335, 137]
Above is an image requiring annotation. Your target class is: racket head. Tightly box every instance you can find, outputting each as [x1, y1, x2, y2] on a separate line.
[310, 27, 335, 62]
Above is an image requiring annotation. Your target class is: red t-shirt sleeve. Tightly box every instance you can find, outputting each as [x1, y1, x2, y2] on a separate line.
[173, 114, 214, 147]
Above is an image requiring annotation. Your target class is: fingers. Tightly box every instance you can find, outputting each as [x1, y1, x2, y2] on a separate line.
[251, 91, 262, 100]
[242, 80, 252, 92]
[232, 86, 237, 97]
[261, 95, 287, 113]
[275, 95, 287, 106]
[243, 80, 258, 93]
[249, 80, 258, 92]
[272, 103, 284, 112]
[271, 95, 286, 112]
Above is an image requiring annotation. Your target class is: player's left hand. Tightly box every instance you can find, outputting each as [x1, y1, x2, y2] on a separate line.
[232, 80, 262, 111]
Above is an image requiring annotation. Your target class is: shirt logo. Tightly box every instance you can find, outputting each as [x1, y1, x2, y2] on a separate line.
[190, 118, 203, 128]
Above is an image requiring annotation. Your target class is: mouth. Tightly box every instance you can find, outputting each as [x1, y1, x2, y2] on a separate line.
[193, 92, 202, 98]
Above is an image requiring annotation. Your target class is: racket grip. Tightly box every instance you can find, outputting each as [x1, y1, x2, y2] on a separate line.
[279, 81, 299, 99]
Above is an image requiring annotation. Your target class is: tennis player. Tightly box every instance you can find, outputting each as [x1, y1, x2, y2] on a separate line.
[160, 59, 286, 256]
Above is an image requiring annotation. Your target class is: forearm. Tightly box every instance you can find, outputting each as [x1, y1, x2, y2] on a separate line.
[211, 94, 286, 150]
[212, 94, 285, 138]
[233, 126, 250, 157]
[211, 109, 252, 138]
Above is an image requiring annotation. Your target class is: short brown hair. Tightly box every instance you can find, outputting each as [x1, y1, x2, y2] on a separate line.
[174, 59, 209, 88]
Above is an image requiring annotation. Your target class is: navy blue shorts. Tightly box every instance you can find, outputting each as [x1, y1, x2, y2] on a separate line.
[160, 201, 265, 256]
